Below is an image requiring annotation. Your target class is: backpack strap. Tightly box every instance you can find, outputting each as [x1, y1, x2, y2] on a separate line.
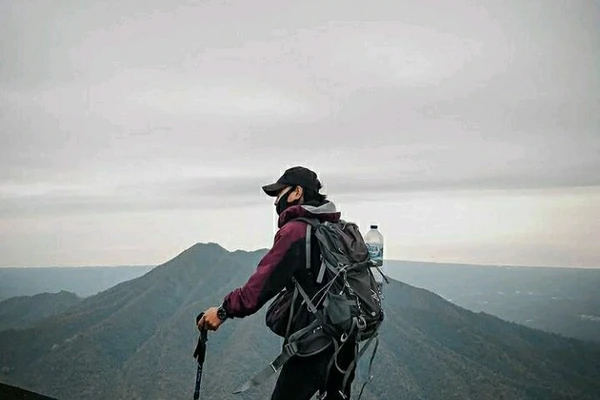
[343, 334, 380, 399]
[321, 331, 378, 400]
[292, 276, 318, 314]
[282, 218, 318, 338]
[323, 335, 354, 393]
[284, 285, 299, 340]
[293, 217, 329, 283]
[305, 222, 312, 271]
[291, 216, 318, 271]
[233, 319, 323, 394]
[232, 341, 297, 394]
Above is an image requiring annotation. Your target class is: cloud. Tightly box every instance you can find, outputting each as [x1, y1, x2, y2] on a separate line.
[3, 156, 599, 218]
[130, 86, 311, 118]
[1, 0, 599, 266]
[0, 174, 274, 217]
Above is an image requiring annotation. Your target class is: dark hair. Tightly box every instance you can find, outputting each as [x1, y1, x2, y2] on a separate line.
[302, 186, 327, 204]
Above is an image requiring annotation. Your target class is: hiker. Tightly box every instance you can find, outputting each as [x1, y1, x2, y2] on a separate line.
[197, 166, 359, 400]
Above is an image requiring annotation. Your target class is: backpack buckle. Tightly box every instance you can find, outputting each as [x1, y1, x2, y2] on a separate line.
[357, 316, 367, 331]
[283, 341, 298, 356]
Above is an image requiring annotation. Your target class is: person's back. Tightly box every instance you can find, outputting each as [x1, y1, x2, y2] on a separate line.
[197, 166, 358, 399]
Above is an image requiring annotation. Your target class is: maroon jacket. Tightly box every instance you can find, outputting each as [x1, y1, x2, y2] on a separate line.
[222, 201, 340, 318]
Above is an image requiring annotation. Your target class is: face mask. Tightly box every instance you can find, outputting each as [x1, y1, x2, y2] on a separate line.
[276, 187, 300, 215]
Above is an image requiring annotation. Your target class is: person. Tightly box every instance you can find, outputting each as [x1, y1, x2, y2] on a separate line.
[197, 166, 357, 400]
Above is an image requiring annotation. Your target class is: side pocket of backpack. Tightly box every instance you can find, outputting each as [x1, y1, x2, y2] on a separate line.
[319, 292, 356, 337]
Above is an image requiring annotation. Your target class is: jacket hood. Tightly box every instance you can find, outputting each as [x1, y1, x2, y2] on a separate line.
[278, 200, 341, 228]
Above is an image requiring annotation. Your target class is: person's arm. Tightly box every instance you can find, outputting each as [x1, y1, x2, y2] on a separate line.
[222, 221, 306, 318]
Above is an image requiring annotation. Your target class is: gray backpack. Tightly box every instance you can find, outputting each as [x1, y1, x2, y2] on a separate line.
[234, 218, 388, 398]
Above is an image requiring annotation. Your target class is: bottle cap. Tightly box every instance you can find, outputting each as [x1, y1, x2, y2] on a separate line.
[370, 224, 378, 229]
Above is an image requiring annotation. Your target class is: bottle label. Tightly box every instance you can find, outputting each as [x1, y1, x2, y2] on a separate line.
[366, 243, 383, 266]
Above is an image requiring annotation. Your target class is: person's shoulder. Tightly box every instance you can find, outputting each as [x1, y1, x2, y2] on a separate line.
[278, 220, 308, 240]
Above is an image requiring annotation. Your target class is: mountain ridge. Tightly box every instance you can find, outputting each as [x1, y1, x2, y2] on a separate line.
[0, 291, 81, 332]
[0, 242, 599, 400]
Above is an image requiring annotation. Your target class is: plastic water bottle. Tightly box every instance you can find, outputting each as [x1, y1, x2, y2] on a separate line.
[364, 224, 385, 298]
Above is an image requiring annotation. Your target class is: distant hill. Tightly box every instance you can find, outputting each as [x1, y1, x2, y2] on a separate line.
[1, 242, 599, 400]
[387, 260, 600, 343]
[0, 266, 153, 301]
[0, 291, 81, 332]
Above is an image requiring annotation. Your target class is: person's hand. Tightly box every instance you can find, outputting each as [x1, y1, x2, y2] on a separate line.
[197, 307, 224, 331]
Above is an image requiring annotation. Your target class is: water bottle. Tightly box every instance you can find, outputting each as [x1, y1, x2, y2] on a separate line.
[364, 224, 385, 298]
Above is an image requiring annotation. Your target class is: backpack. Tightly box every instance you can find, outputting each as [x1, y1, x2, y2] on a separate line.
[234, 217, 389, 398]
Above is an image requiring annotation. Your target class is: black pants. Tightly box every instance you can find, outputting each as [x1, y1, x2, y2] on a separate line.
[270, 340, 357, 400]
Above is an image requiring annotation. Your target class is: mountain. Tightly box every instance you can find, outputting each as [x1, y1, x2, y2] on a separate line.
[0, 291, 81, 332]
[386, 260, 600, 343]
[0, 266, 154, 301]
[0, 382, 57, 400]
[1, 243, 599, 400]
[4, 260, 598, 343]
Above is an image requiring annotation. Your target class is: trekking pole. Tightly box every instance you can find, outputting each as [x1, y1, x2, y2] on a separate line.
[193, 312, 208, 400]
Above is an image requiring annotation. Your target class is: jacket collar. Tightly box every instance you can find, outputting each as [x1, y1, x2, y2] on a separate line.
[278, 200, 341, 228]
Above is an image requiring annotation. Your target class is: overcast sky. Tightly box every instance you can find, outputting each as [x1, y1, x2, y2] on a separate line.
[1, 0, 599, 268]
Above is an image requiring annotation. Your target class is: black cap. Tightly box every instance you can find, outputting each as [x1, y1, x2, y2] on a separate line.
[262, 166, 322, 197]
